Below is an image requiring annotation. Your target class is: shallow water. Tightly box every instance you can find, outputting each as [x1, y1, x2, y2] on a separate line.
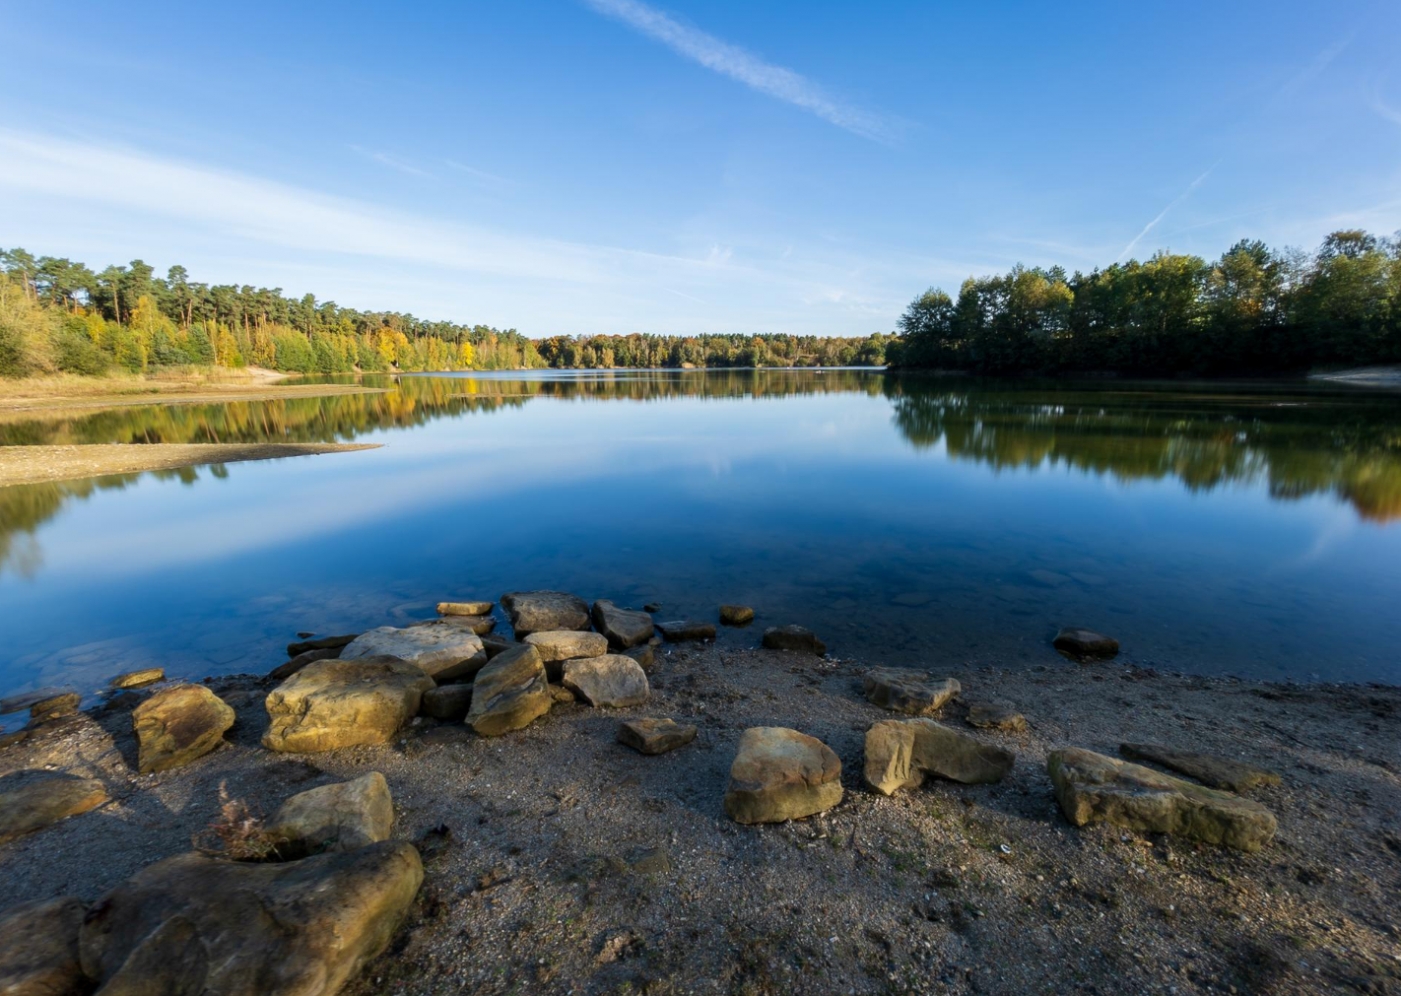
[2, 369, 1399, 706]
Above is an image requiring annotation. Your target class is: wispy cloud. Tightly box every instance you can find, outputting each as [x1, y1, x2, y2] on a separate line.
[581, 0, 891, 142]
[349, 145, 433, 178]
[1116, 165, 1217, 262]
[443, 159, 513, 187]
[1277, 35, 1352, 99]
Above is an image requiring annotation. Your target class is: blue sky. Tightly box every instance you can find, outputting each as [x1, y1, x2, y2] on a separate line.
[1, 0, 1398, 336]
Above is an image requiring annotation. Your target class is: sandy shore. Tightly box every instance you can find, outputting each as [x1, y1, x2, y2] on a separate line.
[0, 442, 382, 486]
[1, 642, 1396, 996]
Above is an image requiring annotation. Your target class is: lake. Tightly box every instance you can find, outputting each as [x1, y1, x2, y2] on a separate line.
[2, 369, 1400, 709]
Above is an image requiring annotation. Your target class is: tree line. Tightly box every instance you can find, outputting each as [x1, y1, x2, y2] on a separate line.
[887, 230, 1401, 375]
[533, 333, 888, 369]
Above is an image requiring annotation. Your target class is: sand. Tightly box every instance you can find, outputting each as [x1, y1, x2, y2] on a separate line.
[0, 442, 381, 486]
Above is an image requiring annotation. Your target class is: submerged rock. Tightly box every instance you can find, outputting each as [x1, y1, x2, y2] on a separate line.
[617, 718, 697, 755]
[965, 699, 1028, 732]
[467, 644, 553, 737]
[263, 657, 434, 753]
[723, 727, 843, 824]
[268, 772, 395, 857]
[111, 667, 165, 690]
[592, 600, 655, 649]
[864, 719, 1014, 795]
[0, 896, 88, 996]
[0, 772, 109, 846]
[286, 633, 358, 657]
[656, 619, 717, 642]
[342, 623, 486, 683]
[133, 684, 237, 774]
[1119, 743, 1282, 792]
[719, 605, 755, 626]
[0, 687, 75, 716]
[1047, 747, 1277, 851]
[863, 668, 960, 714]
[562, 655, 650, 708]
[761, 625, 826, 655]
[1052, 628, 1120, 661]
[78, 841, 423, 996]
[437, 600, 494, 616]
[501, 591, 591, 637]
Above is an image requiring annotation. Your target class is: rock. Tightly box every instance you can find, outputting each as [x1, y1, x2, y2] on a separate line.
[761, 625, 826, 655]
[719, 604, 755, 626]
[524, 630, 609, 679]
[267, 772, 394, 857]
[548, 684, 578, 704]
[28, 692, 81, 723]
[111, 667, 165, 690]
[501, 590, 590, 637]
[479, 634, 518, 659]
[965, 700, 1027, 732]
[1047, 747, 1277, 851]
[561, 656, 650, 708]
[623, 643, 656, 670]
[723, 727, 843, 824]
[341, 622, 486, 683]
[591, 600, 655, 648]
[0, 897, 88, 996]
[642, 602, 662, 613]
[420, 683, 474, 721]
[656, 619, 716, 642]
[862, 668, 960, 714]
[416, 614, 495, 636]
[269, 647, 339, 681]
[617, 718, 697, 755]
[437, 600, 494, 616]
[264, 657, 434, 753]
[286, 633, 358, 657]
[0, 772, 109, 845]
[133, 684, 237, 774]
[0, 729, 31, 750]
[467, 644, 553, 737]
[0, 687, 74, 715]
[1053, 627, 1120, 661]
[1118, 743, 1282, 792]
[78, 841, 422, 996]
[864, 719, 1014, 795]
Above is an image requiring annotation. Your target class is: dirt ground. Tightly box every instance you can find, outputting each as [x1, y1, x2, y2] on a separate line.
[1, 643, 1398, 996]
[0, 442, 381, 486]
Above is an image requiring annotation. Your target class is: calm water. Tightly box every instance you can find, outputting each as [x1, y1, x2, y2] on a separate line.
[2, 369, 1400, 711]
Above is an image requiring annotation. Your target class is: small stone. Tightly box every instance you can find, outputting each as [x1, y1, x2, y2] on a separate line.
[1047, 747, 1277, 851]
[719, 605, 755, 626]
[863, 668, 960, 714]
[617, 718, 697, 755]
[965, 700, 1027, 732]
[548, 684, 578, 704]
[467, 644, 553, 736]
[267, 772, 394, 857]
[341, 623, 486, 683]
[264, 657, 434, 753]
[28, 692, 81, 722]
[0, 772, 109, 845]
[864, 719, 1014, 795]
[0, 897, 88, 996]
[501, 591, 591, 637]
[420, 683, 474, 721]
[437, 600, 494, 616]
[723, 727, 843, 824]
[657, 619, 716, 642]
[628, 846, 671, 875]
[133, 685, 236, 774]
[111, 668, 165, 690]
[562, 656, 650, 708]
[592, 600, 655, 648]
[286, 634, 358, 657]
[1118, 743, 1282, 792]
[623, 643, 656, 670]
[1053, 628, 1120, 661]
[761, 625, 826, 655]
[269, 647, 339, 681]
[417, 614, 495, 636]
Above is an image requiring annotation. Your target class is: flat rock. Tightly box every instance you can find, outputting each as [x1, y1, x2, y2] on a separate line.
[269, 647, 339, 681]
[0, 772, 109, 845]
[467, 644, 553, 736]
[286, 633, 358, 657]
[78, 841, 422, 996]
[863, 668, 960, 714]
[437, 600, 494, 616]
[0, 896, 88, 996]
[617, 718, 697, 755]
[719, 604, 754, 626]
[29, 692, 81, 722]
[416, 614, 495, 636]
[264, 657, 435, 753]
[268, 772, 394, 857]
[657, 619, 716, 642]
[0, 687, 74, 716]
[965, 699, 1028, 732]
[592, 600, 655, 648]
[133, 684, 236, 774]
[501, 590, 590, 637]
[1053, 627, 1120, 660]
[723, 727, 843, 824]
[342, 623, 486, 683]
[111, 667, 165, 690]
[420, 683, 474, 720]
[761, 625, 826, 655]
[1119, 743, 1282, 792]
[524, 630, 609, 679]
[864, 719, 1014, 795]
[1047, 747, 1277, 851]
[562, 655, 650, 708]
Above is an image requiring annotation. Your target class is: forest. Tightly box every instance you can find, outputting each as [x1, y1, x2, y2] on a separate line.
[887, 230, 1401, 375]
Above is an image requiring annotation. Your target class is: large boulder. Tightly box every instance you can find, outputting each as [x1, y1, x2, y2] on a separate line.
[524, 630, 609, 679]
[501, 591, 590, 637]
[862, 668, 960, 714]
[1118, 743, 1281, 792]
[132, 684, 236, 774]
[1047, 747, 1277, 851]
[723, 727, 843, 824]
[267, 772, 394, 858]
[0, 896, 88, 996]
[0, 772, 109, 846]
[656, 619, 716, 642]
[341, 623, 485, 683]
[1052, 628, 1120, 661]
[466, 645, 553, 737]
[864, 719, 1014, 795]
[263, 657, 434, 753]
[761, 625, 826, 655]
[591, 600, 655, 649]
[78, 841, 423, 996]
[561, 656, 650, 708]
[617, 718, 697, 755]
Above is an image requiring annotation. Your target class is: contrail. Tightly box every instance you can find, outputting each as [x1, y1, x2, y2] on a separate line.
[1116, 165, 1218, 263]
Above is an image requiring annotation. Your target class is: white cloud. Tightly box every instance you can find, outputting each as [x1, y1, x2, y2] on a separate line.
[581, 0, 892, 142]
